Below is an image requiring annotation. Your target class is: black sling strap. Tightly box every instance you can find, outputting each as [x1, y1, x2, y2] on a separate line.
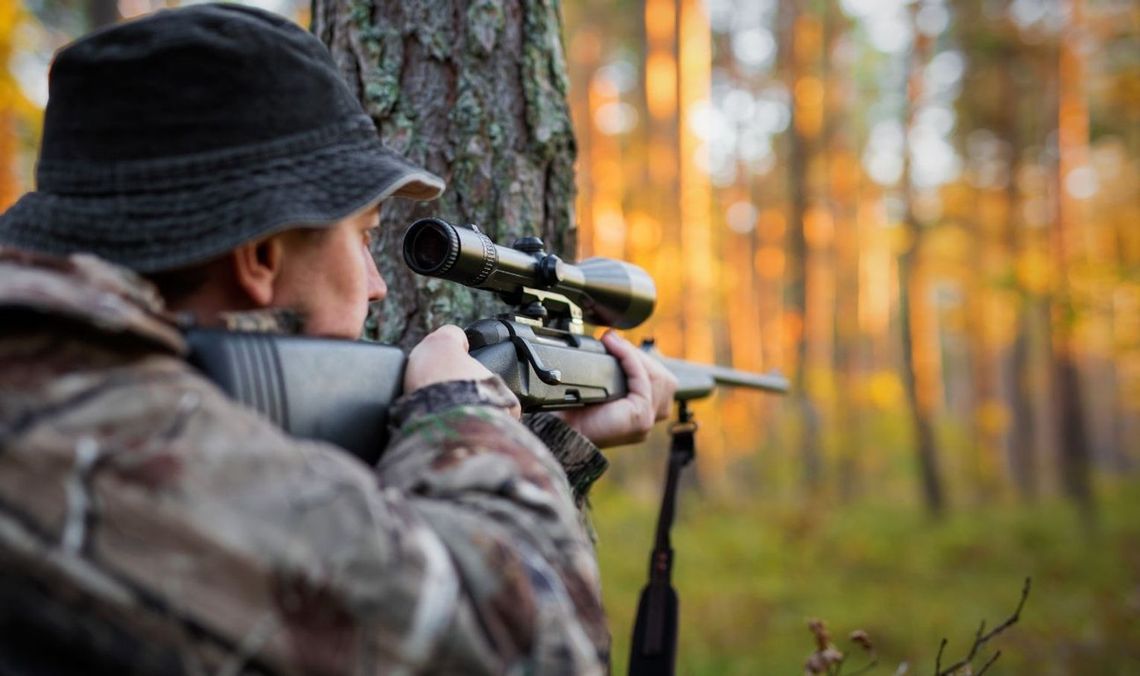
[628, 401, 696, 676]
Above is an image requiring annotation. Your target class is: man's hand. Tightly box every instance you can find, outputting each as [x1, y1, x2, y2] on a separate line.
[404, 325, 522, 418]
[552, 331, 678, 448]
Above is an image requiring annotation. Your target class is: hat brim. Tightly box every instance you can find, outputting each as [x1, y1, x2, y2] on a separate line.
[0, 135, 445, 273]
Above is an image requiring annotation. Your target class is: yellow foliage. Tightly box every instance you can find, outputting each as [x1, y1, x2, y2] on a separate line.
[648, 142, 676, 183]
[829, 150, 859, 201]
[1016, 249, 1053, 295]
[978, 190, 1011, 234]
[645, 51, 677, 120]
[0, 2, 20, 46]
[925, 223, 971, 263]
[939, 182, 974, 221]
[644, 0, 675, 44]
[794, 76, 824, 138]
[793, 14, 822, 65]
[985, 290, 1019, 349]
[806, 367, 838, 407]
[864, 372, 905, 410]
[628, 211, 661, 251]
[0, 0, 36, 208]
[1114, 283, 1140, 348]
[976, 399, 1011, 437]
[888, 224, 913, 255]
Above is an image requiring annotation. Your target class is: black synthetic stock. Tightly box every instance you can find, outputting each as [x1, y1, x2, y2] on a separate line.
[187, 328, 789, 462]
[186, 329, 404, 464]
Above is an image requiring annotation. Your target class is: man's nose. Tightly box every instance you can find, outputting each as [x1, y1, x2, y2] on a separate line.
[366, 254, 387, 302]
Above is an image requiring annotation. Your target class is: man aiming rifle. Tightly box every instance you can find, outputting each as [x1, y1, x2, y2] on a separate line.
[0, 5, 678, 673]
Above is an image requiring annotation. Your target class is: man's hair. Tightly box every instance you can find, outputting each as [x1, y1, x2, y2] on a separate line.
[141, 227, 330, 308]
[143, 264, 214, 307]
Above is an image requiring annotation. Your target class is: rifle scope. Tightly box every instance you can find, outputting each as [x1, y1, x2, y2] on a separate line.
[403, 217, 656, 329]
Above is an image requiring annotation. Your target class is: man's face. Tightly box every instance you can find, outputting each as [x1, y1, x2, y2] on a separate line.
[273, 205, 387, 339]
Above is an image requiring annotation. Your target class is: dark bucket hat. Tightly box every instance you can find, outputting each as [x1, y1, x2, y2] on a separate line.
[0, 3, 444, 273]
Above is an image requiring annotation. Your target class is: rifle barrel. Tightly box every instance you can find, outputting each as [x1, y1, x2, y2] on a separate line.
[667, 359, 789, 393]
[649, 351, 789, 401]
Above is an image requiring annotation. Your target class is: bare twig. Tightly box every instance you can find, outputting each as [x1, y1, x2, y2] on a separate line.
[936, 577, 1031, 676]
[975, 650, 1002, 676]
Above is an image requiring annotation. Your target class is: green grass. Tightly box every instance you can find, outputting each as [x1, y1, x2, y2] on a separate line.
[592, 478, 1140, 675]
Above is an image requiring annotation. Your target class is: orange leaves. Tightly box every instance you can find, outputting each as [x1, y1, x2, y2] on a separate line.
[645, 52, 677, 120]
[755, 246, 786, 279]
[804, 206, 833, 249]
[795, 76, 825, 138]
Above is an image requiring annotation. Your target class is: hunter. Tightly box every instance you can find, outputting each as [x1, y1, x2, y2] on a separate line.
[0, 4, 675, 674]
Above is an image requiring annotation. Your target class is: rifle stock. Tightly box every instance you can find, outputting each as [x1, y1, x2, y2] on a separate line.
[186, 326, 787, 462]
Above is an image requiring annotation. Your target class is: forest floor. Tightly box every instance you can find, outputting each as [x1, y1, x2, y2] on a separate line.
[593, 475, 1140, 675]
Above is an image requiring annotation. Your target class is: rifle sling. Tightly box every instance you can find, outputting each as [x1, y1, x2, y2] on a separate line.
[629, 401, 695, 676]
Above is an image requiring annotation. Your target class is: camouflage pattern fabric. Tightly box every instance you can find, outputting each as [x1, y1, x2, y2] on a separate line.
[0, 248, 611, 674]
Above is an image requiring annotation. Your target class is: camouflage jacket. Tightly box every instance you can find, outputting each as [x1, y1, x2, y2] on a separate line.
[0, 248, 611, 674]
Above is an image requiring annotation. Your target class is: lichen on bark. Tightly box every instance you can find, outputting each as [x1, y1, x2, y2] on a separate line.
[313, 0, 578, 348]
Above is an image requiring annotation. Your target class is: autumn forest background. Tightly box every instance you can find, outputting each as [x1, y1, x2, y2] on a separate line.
[3, 0, 1139, 673]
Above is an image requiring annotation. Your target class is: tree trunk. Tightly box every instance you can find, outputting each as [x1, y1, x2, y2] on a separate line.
[899, 6, 945, 516]
[1053, 0, 1095, 520]
[778, 0, 823, 494]
[312, 0, 578, 347]
[820, 10, 860, 502]
[87, 0, 119, 30]
[1001, 53, 1039, 502]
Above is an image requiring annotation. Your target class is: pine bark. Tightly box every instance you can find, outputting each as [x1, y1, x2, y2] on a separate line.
[312, 0, 578, 347]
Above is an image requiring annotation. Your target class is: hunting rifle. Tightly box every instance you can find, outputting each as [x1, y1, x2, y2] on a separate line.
[187, 217, 786, 461]
[187, 217, 789, 675]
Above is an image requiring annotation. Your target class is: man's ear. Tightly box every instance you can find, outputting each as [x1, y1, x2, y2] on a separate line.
[231, 236, 284, 307]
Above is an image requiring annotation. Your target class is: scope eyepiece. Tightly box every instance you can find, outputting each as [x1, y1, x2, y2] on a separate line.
[404, 219, 456, 274]
[403, 217, 656, 329]
[403, 218, 498, 286]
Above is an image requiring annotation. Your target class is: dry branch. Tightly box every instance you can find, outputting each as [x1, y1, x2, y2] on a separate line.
[934, 577, 1031, 676]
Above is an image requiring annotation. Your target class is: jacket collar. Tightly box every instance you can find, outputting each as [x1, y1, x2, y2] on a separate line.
[0, 247, 186, 354]
[0, 248, 307, 354]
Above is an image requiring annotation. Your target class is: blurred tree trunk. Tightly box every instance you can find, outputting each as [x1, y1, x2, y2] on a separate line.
[899, 7, 945, 516]
[312, 0, 578, 347]
[86, 0, 118, 29]
[952, 0, 1046, 502]
[1052, 0, 1095, 520]
[1001, 51, 1039, 502]
[821, 9, 861, 502]
[778, 0, 823, 494]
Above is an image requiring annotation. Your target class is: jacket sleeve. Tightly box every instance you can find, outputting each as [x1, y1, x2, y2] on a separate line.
[6, 362, 613, 675]
[155, 371, 611, 670]
[521, 412, 609, 510]
[372, 376, 611, 673]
